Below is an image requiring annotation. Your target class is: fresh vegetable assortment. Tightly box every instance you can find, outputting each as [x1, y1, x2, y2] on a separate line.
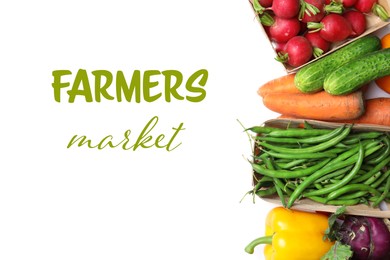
[244, 2, 390, 259]
[251, 0, 389, 68]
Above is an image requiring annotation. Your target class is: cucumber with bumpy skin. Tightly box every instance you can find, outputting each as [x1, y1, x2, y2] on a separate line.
[294, 36, 381, 93]
[324, 48, 390, 95]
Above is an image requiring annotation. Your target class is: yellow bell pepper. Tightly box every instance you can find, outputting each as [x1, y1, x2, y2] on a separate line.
[245, 207, 334, 260]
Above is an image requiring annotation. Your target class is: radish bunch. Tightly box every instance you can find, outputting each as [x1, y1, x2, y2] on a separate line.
[251, 0, 389, 68]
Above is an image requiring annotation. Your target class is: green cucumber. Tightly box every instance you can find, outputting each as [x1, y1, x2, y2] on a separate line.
[294, 35, 381, 93]
[324, 48, 390, 95]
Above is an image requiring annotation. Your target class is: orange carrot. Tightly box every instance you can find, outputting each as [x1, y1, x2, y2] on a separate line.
[278, 114, 299, 119]
[278, 98, 390, 127]
[338, 98, 390, 126]
[258, 73, 302, 98]
[262, 90, 365, 121]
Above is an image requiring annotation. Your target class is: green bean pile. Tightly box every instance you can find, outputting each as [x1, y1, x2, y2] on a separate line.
[246, 123, 390, 209]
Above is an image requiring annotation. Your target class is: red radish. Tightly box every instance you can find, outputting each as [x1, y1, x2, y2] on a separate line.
[259, 0, 274, 7]
[304, 31, 331, 57]
[307, 13, 352, 42]
[258, 10, 275, 26]
[265, 15, 301, 43]
[343, 10, 367, 37]
[323, 1, 345, 13]
[354, 0, 375, 11]
[299, 0, 326, 23]
[272, 0, 300, 18]
[354, 0, 389, 20]
[252, 0, 268, 15]
[300, 21, 308, 34]
[274, 41, 287, 52]
[334, 0, 357, 7]
[276, 36, 313, 67]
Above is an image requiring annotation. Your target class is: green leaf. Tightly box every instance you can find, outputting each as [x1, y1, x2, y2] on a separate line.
[324, 206, 346, 241]
[321, 241, 353, 260]
[252, 0, 265, 14]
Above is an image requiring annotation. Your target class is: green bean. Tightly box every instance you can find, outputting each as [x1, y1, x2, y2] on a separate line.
[371, 169, 390, 188]
[334, 143, 351, 149]
[285, 181, 298, 190]
[352, 156, 390, 183]
[259, 149, 338, 160]
[338, 191, 368, 200]
[298, 126, 347, 144]
[263, 156, 289, 207]
[371, 194, 390, 200]
[289, 162, 320, 171]
[256, 136, 304, 144]
[274, 159, 308, 169]
[303, 121, 314, 129]
[341, 131, 383, 145]
[346, 131, 383, 139]
[327, 143, 382, 170]
[258, 126, 351, 154]
[366, 136, 390, 164]
[304, 142, 364, 197]
[281, 180, 293, 196]
[372, 174, 390, 207]
[252, 177, 273, 196]
[360, 164, 375, 171]
[252, 158, 331, 179]
[377, 186, 386, 192]
[255, 186, 277, 197]
[321, 142, 360, 165]
[255, 174, 274, 184]
[244, 174, 274, 203]
[245, 126, 280, 134]
[274, 158, 292, 163]
[259, 125, 346, 145]
[274, 182, 286, 206]
[324, 147, 349, 154]
[307, 196, 360, 206]
[315, 165, 353, 184]
[263, 154, 274, 169]
[266, 128, 334, 138]
[319, 180, 331, 185]
[286, 157, 359, 208]
[258, 140, 305, 148]
[326, 184, 381, 202]
[363, 171, 382, 185]
[273, 178, 290, 206]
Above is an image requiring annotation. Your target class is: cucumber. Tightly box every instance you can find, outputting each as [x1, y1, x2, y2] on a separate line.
[324, 48, 390, 95]
[294, 36, 381, 93]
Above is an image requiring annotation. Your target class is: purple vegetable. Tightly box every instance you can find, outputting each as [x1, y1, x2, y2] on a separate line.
[338, 216, 390, 260]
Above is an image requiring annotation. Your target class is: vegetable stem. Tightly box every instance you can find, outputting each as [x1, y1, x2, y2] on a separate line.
[245, 235, 273, 254]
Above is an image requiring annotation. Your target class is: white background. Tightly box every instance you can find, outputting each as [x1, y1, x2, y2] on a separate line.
[0, 1, 389, 260]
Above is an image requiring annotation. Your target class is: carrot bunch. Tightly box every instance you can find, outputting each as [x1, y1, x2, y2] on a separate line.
[258, 73, 390, 126]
